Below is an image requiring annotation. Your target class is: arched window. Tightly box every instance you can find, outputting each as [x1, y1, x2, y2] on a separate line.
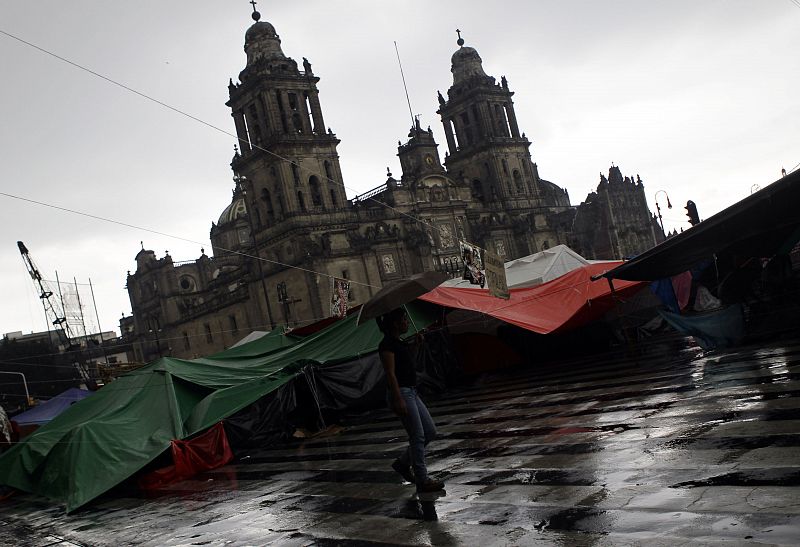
[292, 113, 304, 134]
[324, 160, 333, 181]
[297, 191, 306, 211]
[291, 163, 300, 185]
[513, 170, 524, 193]
[502, 159, 509, 176]
[261, 188, 275, 222]
[471, 179, 484, 200]
[330, 188, 337, 207]
[309, 176, 322, 207]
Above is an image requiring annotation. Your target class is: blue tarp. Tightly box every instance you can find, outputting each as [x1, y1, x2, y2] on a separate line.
[12, 388, 93, 426]
[659, 304, 745, 351]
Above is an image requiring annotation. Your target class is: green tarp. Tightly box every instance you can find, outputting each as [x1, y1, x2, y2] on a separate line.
[0, 304, 435, 512]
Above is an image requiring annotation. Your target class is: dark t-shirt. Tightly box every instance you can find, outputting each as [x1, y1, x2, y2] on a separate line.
[379, 335, 416, 388]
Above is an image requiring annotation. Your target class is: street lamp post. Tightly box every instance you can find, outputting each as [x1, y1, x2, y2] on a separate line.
[0, 371, 33, 407]
[654, 190, 672, 235]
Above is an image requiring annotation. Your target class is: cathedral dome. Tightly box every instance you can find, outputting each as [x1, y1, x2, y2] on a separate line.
[451, 46, 488, 84]
[245, 20, 277, 43]
[243, 17, 286, 68]
[218, 196, 247, 226]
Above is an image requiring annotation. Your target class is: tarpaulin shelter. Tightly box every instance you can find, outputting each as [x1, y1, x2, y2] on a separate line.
[11, 388, 93, 427]
[0, 304, 435, 512]
[422, 262, 644, 335]
[600, 170, 800, 282]
[442, 244, 593, 290]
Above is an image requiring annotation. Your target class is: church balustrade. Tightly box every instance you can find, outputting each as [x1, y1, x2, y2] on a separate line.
[178, 283, 249, 322]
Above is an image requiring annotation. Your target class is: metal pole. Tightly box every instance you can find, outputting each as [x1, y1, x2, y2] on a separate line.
[88, 277, 110, 367]
[0, 371, 31, 406]
[74, 277, 89, 341]
[655, 201, 665, 234]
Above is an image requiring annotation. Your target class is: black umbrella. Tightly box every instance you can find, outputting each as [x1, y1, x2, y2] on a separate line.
[356, 271, 449, 326]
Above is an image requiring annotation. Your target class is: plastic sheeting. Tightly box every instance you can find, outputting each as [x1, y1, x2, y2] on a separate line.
[659, 304, 745, 350]
[11, 388, 93, 427]
[0, 303, 437, 512]
[422, 263, 644, 335]
[441, 244, 592, 290]
[139, 422, 233, 491]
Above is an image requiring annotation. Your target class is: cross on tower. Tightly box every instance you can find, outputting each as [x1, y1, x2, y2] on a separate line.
[250, 0, 258, 12]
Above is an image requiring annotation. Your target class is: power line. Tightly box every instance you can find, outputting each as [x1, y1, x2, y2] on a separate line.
[0, 189, 377, 290]
[0, 27, 462, 249]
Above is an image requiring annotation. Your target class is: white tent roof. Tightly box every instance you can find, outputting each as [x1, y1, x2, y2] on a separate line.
[442, 244, 591, 290]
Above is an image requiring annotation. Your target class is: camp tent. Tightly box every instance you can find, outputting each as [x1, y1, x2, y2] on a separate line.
[0, 304, 435, 512]
[442, 244, 592, 289]
[11, 388, 93, 427]
[422, 262, 643, 335]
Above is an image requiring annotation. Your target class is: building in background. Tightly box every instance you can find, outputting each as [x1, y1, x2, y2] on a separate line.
[126, 13, 661, 360]
[571, 166, 664, 260]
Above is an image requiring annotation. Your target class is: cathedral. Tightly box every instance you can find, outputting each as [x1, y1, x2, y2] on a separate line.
[126, 10, 662, 361]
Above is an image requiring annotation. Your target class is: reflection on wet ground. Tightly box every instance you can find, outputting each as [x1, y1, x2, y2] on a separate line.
[3, 337, 800, 545]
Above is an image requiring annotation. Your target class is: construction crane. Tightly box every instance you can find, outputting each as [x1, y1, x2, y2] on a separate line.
[17, 241, 95, 386]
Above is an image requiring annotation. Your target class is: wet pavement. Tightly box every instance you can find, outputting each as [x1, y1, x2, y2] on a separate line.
[2, 336, 800, 546]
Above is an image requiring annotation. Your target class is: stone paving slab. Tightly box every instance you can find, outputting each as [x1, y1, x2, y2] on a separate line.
[2, 337, 800, 545]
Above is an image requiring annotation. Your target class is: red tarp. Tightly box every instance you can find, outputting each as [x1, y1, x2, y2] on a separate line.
[420, 262, 644, 334]
[138, 422, 233, 491]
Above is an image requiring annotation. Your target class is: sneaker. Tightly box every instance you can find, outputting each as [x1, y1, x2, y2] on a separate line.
[391, 460, 415, 484]
[416, 478, 445, 493]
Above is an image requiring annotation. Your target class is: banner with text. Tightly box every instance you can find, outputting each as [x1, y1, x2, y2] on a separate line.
[483, 249, 510, 299]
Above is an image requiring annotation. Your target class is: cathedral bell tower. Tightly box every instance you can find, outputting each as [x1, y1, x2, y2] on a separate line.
[397, 117, 446, 184]
[437, 31, 541, 204]
[228, 8, 346, 229]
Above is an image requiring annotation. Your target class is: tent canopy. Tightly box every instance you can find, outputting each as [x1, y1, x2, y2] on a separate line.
[442, 244, 591, 289]
[422, 262, 643, 335]
[0, 304, 436, 512]
[602, 170, 800, 282]
[11, 388, 93, 427]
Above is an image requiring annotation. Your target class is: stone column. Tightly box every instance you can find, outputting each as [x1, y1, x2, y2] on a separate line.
[505, 102, 521, 139]
[442, 118, 457, 154]
[307, 89, 326, 134]
[232, 110, 250, 152]
[261, 92, 281, 136]
[452, 116, 467, 151]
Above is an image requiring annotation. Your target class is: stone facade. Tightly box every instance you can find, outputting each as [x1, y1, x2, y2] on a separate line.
[571, 166, 664, 260]
[126, 16, 661, 360]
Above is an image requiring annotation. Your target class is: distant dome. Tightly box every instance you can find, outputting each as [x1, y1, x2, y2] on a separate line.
[218, 197, 247, 225]
[450, 46, 487, 84]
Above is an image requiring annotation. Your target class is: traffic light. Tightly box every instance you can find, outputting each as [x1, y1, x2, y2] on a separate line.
[685, 200, 700, 226]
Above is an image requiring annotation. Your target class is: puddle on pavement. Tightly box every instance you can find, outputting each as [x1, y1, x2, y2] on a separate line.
[671, 468, 800, 488]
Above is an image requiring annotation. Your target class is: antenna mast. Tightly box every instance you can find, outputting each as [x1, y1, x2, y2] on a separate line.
[394, 41, 416, 128]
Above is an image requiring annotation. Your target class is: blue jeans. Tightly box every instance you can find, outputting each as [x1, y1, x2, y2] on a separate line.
[393, 387, 437, 484]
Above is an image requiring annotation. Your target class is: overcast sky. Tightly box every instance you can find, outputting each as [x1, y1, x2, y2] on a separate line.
[1, 0, 798, 338]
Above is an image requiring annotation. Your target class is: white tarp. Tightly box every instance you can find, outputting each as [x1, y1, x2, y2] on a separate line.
[231, 330, 269, 347]
[442, 244, 591, 290]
